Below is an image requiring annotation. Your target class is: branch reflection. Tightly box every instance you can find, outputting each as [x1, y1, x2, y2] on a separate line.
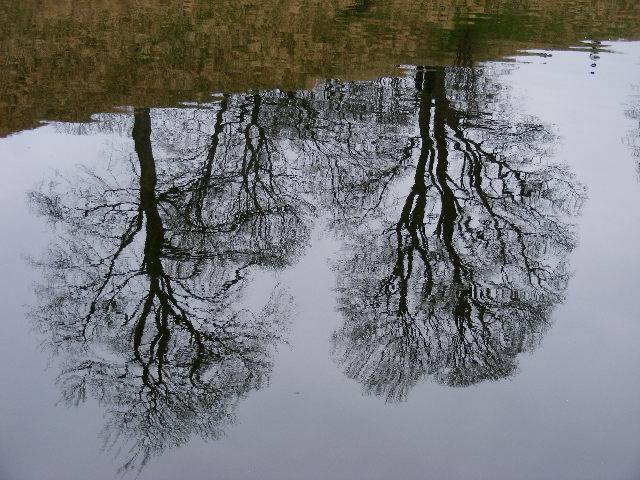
[28, 58, 585, 470]
[327, 64, 585, 401]
[29, 97, 309, 471]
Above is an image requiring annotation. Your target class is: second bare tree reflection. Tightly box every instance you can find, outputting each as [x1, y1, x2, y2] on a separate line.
[29, 58, 585, 471]
[29, 98, 306, 470]
[327, 65, 585, 400]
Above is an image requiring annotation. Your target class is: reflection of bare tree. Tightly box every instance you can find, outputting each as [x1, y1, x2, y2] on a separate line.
[624, 87, 640, 175]
[329, 65, 585, 401]
[294, 76, 417, 227]
[29, 59, 586, 468]
[29, 99, 308, 471]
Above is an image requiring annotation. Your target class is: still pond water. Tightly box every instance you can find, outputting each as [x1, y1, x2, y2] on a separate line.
[1, 2, 640, 479]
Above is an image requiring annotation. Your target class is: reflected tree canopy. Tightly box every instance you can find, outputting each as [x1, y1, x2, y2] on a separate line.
[624, 87, 640, 170]
[28, 99, 309, 471]
[327, 63, 585, 401]
[29, 55, 585, 470]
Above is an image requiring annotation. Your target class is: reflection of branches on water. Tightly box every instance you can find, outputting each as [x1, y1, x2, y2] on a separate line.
[28, 98, 308, 471]
[29, 59, 588, 465]
[624, 87, 640, 178]
[34, 274, 288, 472]
[154, 94, 314, 268]
[331, 65, 585, 401]
[293, 76, 418, 226]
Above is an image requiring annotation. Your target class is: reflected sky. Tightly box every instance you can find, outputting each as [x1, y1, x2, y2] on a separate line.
[1, 7, 640, 480]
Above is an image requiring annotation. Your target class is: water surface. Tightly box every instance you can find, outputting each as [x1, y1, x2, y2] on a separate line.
[1, 2, 640, 479]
